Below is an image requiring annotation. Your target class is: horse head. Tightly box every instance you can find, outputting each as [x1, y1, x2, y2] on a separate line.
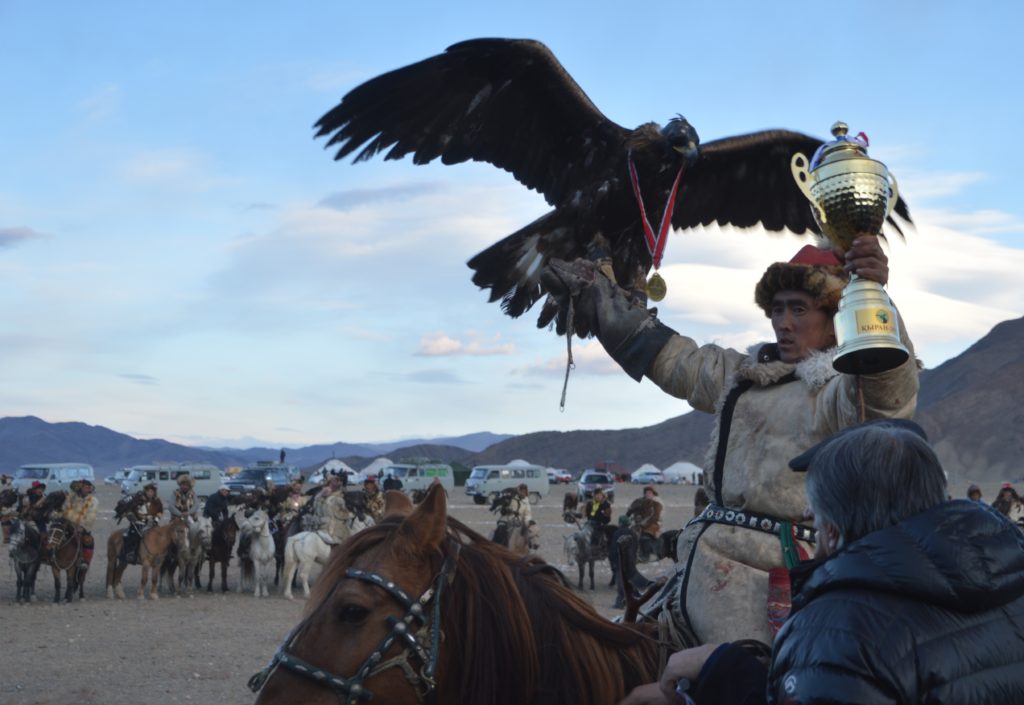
[169, 518, 191, 553]
[196, 516, 214, 551]
[251, 483, 659, 705]
[246, 509, 271, 536]
[252, 484, 449, 705]
[8, 518, 40, 560]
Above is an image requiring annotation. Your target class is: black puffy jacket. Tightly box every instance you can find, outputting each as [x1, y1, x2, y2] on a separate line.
[768, 500, 1024, 704]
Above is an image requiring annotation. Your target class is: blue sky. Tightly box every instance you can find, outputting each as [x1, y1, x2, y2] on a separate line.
[1, 1, 1021, 449]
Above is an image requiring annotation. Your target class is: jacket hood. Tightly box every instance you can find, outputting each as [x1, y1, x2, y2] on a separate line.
[792, 500, 1024, 613]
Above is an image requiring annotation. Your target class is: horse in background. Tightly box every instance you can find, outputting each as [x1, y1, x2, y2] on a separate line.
[249, 486, 659, 705]
[159, 516, 211, 595]
[206, 515, 239, 592]
[106, 518, 190, 599]
[45, 516, 85, 603]
[565, 517, 612, 591]
[8, 518, 43, 602]
[281, 530, 338, 600]
[240, 510, 276, 597]
[489, 489, 538, 556]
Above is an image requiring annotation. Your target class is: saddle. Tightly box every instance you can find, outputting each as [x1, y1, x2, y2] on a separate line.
[315, 530, 340, 545]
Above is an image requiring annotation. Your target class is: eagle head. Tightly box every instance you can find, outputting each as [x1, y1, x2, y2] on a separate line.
[663, 116, 699, 167]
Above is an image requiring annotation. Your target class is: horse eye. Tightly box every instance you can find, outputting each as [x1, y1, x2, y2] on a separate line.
[338, 604, 369, 624]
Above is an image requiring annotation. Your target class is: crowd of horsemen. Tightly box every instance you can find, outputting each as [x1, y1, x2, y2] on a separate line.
[0, 470, 393, 590]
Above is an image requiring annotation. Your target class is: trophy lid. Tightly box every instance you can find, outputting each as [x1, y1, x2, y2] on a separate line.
[810, 121, 871, 170]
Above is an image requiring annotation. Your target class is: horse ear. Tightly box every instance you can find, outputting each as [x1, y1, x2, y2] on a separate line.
[395, 483, 447, 552]
[383, 490, 414, 518]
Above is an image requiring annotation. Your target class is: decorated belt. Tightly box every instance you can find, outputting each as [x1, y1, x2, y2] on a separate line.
[689, 502, 816, 544]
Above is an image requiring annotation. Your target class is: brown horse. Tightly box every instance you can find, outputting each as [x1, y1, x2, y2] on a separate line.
[250, 485, 659, 705]
[105, 518, 190, 599]
[45, 517, 84, 603]
[206, 515, 239, 592]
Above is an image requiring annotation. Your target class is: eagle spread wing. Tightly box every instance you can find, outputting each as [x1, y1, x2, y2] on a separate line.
[315, 38, 912, 329]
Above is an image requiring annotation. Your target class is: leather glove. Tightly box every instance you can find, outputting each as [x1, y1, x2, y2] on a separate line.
[540, 258, 677, 381]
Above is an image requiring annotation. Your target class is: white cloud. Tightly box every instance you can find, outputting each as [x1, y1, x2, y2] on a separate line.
[515, 339, 621, 377]
[895, 170, 988, 201]
[913, 208, 1024, 235]
[416, 331, 516, 357]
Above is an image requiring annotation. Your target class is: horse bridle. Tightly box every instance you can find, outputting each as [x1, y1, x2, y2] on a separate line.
[248, 549, 458, 704]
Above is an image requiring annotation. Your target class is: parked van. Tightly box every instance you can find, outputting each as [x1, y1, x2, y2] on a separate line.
[383, 462, 455, 494]
[11, 463, 95, 492]
[465, 461, 549, 505]
[120, 462, 223, 503]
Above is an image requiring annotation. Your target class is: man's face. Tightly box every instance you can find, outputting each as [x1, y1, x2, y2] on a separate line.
[771, 290, 836, 364]
[79, 484, 93, 497]
[145, 488, 155, 498]
[812, 510, 841, 560]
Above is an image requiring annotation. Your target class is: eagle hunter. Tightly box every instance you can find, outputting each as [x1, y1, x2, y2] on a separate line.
[315, 38, 909, 332]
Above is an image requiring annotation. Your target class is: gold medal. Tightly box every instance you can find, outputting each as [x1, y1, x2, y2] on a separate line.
[646, 271, 667, 302]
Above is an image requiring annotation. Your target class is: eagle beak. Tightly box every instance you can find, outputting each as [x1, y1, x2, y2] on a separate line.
[673, 141, 699, 167]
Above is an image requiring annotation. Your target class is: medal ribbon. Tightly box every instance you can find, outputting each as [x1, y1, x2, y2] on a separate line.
[627, 152, 684, 270]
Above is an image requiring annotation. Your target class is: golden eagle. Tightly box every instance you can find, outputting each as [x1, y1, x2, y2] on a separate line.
[315, 38, 910, 329]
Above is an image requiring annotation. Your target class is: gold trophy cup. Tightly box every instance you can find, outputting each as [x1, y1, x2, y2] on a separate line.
[791, 121, 909, 374]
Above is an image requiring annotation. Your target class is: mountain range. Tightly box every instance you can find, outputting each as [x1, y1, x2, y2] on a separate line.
[2, 316, 1021, 482]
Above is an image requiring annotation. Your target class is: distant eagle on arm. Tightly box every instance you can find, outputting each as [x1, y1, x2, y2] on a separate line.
[315, 38, 910, 332]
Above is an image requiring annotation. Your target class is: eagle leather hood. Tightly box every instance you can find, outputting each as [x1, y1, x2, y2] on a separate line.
[792, 500, 1024, 612]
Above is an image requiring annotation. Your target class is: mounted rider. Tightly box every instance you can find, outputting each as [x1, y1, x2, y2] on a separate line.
[279, 478, 308, 525]
[170, 473, 197, 520]
[362, 475, 385, 522]
[0, 485, 18, 544]
[203, 483, 233, 526]
[18, 481, 49, 534]
[313, 473, 351, 541]
[122, 482, 163, 564]
[60, 479, 98, 571]
[626, 486, 664, 559]
[584, 488, 614, 549]
[542, 236, 918, 646]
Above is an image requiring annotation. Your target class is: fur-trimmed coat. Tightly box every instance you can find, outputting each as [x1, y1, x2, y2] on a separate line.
[171, 487, 196, 517]
[646, 317, 918, 646]
[62, 492, 98, 531]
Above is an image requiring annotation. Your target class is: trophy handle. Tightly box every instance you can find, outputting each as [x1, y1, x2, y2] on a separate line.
[790, 153, 826, 224]
[886, 171, 899, 218]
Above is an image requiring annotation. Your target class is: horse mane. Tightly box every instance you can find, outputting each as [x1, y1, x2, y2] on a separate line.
[309, 516, 659, 705]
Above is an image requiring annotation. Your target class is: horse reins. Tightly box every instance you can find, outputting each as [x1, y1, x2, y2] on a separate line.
[46, 519, 81, 572]
[248, 547, 459, 704]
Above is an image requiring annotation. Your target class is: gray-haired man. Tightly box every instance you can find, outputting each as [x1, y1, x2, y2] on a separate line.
[621, 419, 1024, 705]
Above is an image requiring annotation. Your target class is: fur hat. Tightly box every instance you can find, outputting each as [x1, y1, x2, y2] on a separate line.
[754, 245, 847, 317]
[177, 474, 194, 488]
[143, 482, 158, 492]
